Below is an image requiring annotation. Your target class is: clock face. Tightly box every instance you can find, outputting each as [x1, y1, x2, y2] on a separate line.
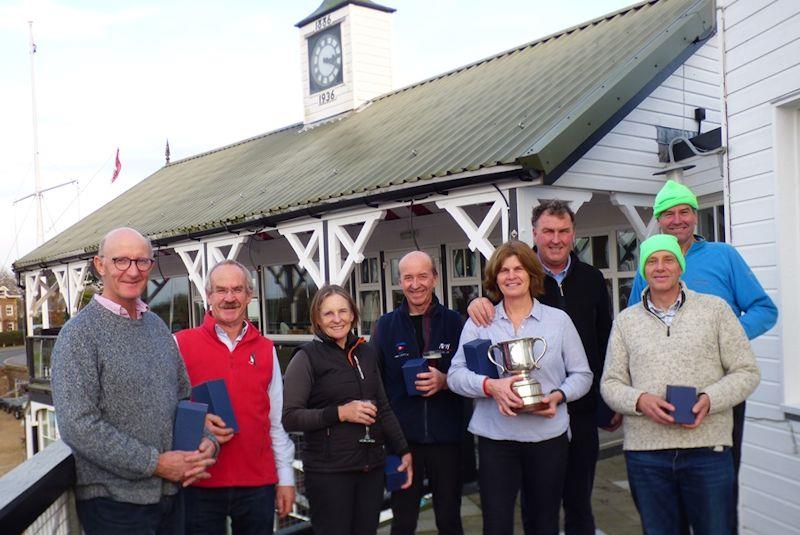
[308, 24, 343, 94]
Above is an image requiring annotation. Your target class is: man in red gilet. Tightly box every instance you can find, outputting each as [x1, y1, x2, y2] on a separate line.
[176, 259, 295, 534]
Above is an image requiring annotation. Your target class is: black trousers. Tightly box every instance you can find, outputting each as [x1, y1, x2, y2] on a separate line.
[304, 467, 384, 535]
[390, 443, 464, 535]
[478, 434, 569, 535]
[562, 411, 599, 535]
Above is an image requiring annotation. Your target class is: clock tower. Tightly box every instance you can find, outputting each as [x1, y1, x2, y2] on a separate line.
[296, 0, 395, 125]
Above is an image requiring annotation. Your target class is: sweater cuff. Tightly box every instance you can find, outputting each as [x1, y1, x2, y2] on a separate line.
[322, 405, 341, 426]
[145, 447, 160, 477]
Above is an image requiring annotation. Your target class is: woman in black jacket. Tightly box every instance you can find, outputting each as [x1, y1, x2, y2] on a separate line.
[283, 284, 412, 535]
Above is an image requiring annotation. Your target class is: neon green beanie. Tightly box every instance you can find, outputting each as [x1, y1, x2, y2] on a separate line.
[653, 180, 698, 218]
[639, 234, 685, 278]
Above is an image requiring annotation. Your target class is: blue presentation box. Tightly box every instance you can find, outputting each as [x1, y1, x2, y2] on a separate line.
[173, 400, 208, 451]
[463, 338, 499, 379]
[402, 358, 429, 396]
[385, 455, 406, 492]
[596, 399, 615, 428]
[192, 379, 239, 433]
[666, 385, 697, 425]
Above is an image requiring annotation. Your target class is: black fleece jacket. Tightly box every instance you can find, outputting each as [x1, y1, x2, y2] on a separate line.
[282, 332, 409, 473]
[537, 251, 612, 413]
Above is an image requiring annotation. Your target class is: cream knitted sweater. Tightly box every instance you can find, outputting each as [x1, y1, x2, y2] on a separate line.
[601, 287, 760, 451]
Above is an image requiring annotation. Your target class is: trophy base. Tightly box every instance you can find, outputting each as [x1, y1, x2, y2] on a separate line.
[514, 379, 545, 407]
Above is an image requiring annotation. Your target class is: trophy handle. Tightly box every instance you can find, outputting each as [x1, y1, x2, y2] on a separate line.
[531, 337, 548, 368]
[486, 345, 507, 374]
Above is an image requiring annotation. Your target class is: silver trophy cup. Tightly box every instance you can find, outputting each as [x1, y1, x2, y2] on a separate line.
[487, 337, 548, 407]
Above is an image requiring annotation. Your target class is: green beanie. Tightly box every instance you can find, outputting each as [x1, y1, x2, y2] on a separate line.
[653, 180, 698, 218]
[639, 234, 685, 278]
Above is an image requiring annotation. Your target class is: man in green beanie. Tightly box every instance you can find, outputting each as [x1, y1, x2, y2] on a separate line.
[603, 234, 760, 535]
[627, 179, 776, 531]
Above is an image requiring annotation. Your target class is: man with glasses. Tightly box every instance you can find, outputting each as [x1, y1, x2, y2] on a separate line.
[175, 259, 296, 535]
[52, 227, 217, 534]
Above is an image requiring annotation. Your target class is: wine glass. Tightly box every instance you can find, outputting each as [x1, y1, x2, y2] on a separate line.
[359, 399, 377, 444]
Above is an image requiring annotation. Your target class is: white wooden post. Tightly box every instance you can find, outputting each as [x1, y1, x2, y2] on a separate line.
[327, 210, 385, 286]
[437, 191, 509, 260]
[277, 220, 326, 288]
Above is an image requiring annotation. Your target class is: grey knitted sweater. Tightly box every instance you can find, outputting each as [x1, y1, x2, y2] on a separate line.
[601, 287, 760, 451]
[51, 298, 191, 504]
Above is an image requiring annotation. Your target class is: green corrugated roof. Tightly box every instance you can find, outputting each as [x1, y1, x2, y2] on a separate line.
[14, 0, 714, 270]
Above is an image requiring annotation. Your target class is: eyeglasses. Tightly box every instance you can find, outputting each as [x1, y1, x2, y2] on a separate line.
[108, 257, 156, 271]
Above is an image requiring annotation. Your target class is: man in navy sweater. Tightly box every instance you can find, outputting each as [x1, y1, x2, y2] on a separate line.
[372, 251, 465, 535]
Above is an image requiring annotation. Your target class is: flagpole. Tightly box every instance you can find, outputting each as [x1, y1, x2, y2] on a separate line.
[28, 21, 44, 246]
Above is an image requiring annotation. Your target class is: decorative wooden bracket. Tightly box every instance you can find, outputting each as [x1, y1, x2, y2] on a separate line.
[437, 191, 509, 260]
[24, 270, 55, 333]
[173, 243, 207, 307]
[278, 220, 326, 289]
[327, 210, 385, 286]
[609, 192, 658, 241]
[206, 235, 248, 271]
[516, 186, 594, 246]
[51, 261, 89, 316]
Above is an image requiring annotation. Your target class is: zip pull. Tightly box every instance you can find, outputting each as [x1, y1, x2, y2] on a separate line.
[667, 326, 670, 337]
[353, 354, 366, 380]
[558, 283, 564, 297]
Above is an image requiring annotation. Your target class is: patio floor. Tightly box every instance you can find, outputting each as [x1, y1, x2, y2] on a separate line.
[378, 448, 642, 535]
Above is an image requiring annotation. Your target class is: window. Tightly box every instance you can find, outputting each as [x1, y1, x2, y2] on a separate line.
[263, 265, 318, 336]
[4, 305, 12, 316]
[576, 229, 638, 315]
[448, 247, 483, 319]
[383, 250, 443, 312]
[356, 257, 382, 335]
[37, 409, 59, 449]
[145, 276, 191, 333]
[6, 322, 13, 332]
[696, 204, 726, 242]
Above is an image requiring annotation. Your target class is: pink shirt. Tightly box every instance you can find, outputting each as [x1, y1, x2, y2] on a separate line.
[93, 294, 149, 320]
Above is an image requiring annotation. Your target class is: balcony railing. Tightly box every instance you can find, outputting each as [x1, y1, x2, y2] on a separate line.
[0, 439, 315, 534]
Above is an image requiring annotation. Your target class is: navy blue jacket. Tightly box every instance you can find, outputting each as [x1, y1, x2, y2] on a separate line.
[371, 296, 465, 444]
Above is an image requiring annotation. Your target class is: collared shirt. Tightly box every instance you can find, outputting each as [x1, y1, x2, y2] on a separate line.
[540, 254, 571, 286]
[93, 294, 149, 319]
[646, 291, 684, 327]
[213, 321, 295, 486]
[447, 299, 593, 443]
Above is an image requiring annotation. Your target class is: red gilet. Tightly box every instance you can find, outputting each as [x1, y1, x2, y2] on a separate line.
[175, 312, 278, 487]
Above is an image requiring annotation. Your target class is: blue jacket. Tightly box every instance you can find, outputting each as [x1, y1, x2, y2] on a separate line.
[371, 296, 465, 444]
[628, 236, 777, 339]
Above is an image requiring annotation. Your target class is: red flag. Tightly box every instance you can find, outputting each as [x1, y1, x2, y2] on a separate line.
[111, 149, 121, 182]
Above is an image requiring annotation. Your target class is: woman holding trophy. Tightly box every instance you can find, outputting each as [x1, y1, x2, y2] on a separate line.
[282, 284, 412, 535]
[448, 240, 592, 535]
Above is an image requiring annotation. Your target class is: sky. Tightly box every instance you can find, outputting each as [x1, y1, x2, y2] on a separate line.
[0, 0, 635, 271]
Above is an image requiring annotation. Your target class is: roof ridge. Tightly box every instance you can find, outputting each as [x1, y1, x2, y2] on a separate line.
[371, 0, 659, 102]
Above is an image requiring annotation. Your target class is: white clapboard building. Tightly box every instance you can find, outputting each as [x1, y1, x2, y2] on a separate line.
[15, 0, 798, 529]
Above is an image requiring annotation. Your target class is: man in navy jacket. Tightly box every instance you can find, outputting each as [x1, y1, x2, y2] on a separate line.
[372, 251, 465, 535]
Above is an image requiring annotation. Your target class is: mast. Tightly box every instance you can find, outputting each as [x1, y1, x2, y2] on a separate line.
[28, 21, 44, 246]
